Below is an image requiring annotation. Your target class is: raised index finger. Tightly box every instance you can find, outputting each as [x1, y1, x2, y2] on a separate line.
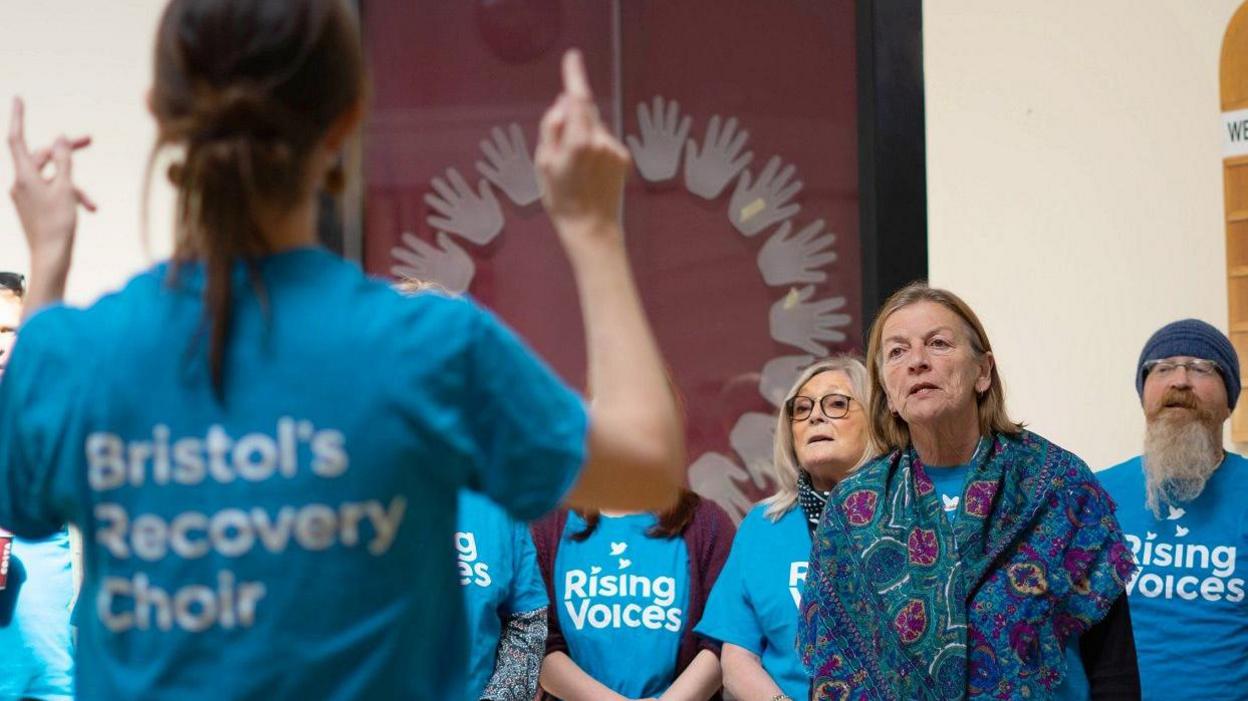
[561, 49, 593, 101]
[8, 97, 33, 172]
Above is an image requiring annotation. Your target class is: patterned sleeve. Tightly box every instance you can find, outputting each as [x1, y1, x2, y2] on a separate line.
[480, 607, 548, 701]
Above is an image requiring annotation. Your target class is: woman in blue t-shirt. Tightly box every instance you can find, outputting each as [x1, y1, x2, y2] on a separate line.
[396, 280, 549, 701]
[532, 490, 735, 701]
[0, 2, 686, 699]
[695, 356, 876, 701]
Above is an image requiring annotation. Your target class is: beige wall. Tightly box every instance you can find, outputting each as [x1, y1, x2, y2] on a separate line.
[0, 2, 1242, 467]
[0, 1, 174, 304]
[925, 0, 1246, 468]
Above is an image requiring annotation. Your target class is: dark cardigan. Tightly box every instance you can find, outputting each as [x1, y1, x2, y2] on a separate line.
[531, 496, 736, 701]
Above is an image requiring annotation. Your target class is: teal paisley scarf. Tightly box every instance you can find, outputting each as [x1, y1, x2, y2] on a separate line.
[796, 430, 1135, 700]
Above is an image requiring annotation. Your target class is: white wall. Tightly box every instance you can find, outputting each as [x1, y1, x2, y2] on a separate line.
[925, 0, 1246, 468]
[0, 1, 174, 304]
[0, 1, 1242, 467]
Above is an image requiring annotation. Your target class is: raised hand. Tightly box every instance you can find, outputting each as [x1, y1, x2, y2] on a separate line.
[624, 96, 691, 183]
[757, 218, 837, 286]
[728, 155, 802, 237]
[425, 167, 503, 245]
[389, 231, 474, 294]
[769, 286, 851, 356]
[729, 412, 776, 489]
[475, 123, 541, 206]
[8, 98, 95, 315]
[759, 354, 814, 407]
[535, 51, 632, 239]
[683, 115, 752, 200]
[687, 451, 752, 523]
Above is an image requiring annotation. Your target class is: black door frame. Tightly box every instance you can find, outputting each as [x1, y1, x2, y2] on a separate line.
[856, 0, 927, 339]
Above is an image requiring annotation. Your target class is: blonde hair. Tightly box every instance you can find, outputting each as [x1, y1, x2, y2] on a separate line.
[761, 355, 881, 521]
[864, 282, 1022, 452]
[393, 277, 450, 296]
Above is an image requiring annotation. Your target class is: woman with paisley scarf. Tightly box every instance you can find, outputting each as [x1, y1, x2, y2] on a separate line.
[697, 356, 878, 701]
[798, 284, 1140, 700]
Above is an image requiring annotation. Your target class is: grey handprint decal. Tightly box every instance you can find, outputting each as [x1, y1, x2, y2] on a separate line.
[769, 286, 850, 355]
[684, 115, 752, 200]
[688, 451, 753, 523]
[390, 231, 475, 295]
[757, 219, 838, 286]
[729, 412, 777, 489]
[625, 96, 692, 183]
[729, 156, 802, 237]
[476, 123, 541, 207]
[759, 354, 815, 408]
[425, 167, 504, 245]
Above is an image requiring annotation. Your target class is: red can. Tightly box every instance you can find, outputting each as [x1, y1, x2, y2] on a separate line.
[0, 530, 11, 591]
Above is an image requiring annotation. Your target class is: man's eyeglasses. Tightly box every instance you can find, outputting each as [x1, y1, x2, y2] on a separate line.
[0, 272, 24, 296]
[786, 393, 854, 421]
[1143, 358, 1222, 379]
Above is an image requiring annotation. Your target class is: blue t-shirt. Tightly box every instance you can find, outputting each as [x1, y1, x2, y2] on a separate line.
[927, 461, 1088, 700]
[0, 248, 587, 700]
[1097, 452, 1248, 700]
[695, 503, 810, 701]
[0, 529, 75, 700]
[554, 512, 688, 698]
[926, 464, 970, 523]
[456, 490, 548, 700]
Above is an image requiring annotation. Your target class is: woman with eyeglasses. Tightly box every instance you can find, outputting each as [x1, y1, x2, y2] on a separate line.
[0, 1, 685, 698]
[797, 283, 1140, 700]
[694, 356, 877, 701]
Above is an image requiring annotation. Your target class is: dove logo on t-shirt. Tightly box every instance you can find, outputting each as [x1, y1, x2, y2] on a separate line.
[562, 539, 683, 632]
[455, 531, 492, 588]
[789, 561, 808, 607]
[941, 495, 959, 513]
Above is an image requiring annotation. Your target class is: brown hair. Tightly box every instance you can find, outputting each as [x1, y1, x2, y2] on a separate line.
[569, 489, 703, 541]
[865, 281, 1023, 451]
[147, 0, 365, 398]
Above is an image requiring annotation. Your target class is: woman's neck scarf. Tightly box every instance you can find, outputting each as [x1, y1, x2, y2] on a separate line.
[796, 430, 1136, 701]
[797, 470, 833, 532]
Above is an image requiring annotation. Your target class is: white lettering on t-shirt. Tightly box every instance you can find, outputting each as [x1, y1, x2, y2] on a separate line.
[98, 570, 267, 634]
[93, 497, 406, 563]
[789, 561, 809, 607]
[455, 531, 493, 587]
[1123, 530, 1244, 603]
[562, 566, 682, 632]
[87, 418, 348, 490]
[84, 418, 406, 634]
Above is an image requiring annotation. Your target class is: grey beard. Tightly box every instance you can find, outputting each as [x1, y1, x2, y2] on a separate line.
[1142, 414, 1223, 518]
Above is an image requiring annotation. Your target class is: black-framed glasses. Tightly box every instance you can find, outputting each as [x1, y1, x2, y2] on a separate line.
[786, 393, 854, 421]
[0, 272, 24, 296]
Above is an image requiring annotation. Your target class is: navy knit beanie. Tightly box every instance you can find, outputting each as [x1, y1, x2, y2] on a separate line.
[1136, 319, 1241, 411]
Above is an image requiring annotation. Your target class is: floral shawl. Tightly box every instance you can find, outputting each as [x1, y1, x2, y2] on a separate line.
[797, 430, 1135, 700]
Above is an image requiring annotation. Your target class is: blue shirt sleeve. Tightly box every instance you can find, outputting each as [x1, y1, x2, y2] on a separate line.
[391, 295, 587, 522]
[505, 522, 550, 616]
[461, 302, 587, 520]
[694, 517, 765, 655]
[0, 307, 80, 538]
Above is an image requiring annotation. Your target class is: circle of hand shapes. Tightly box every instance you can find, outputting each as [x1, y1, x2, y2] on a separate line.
[391, 97, 852, 522]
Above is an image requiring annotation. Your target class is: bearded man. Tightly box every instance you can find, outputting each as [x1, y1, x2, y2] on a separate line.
[1098, 319, 1245, 701]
